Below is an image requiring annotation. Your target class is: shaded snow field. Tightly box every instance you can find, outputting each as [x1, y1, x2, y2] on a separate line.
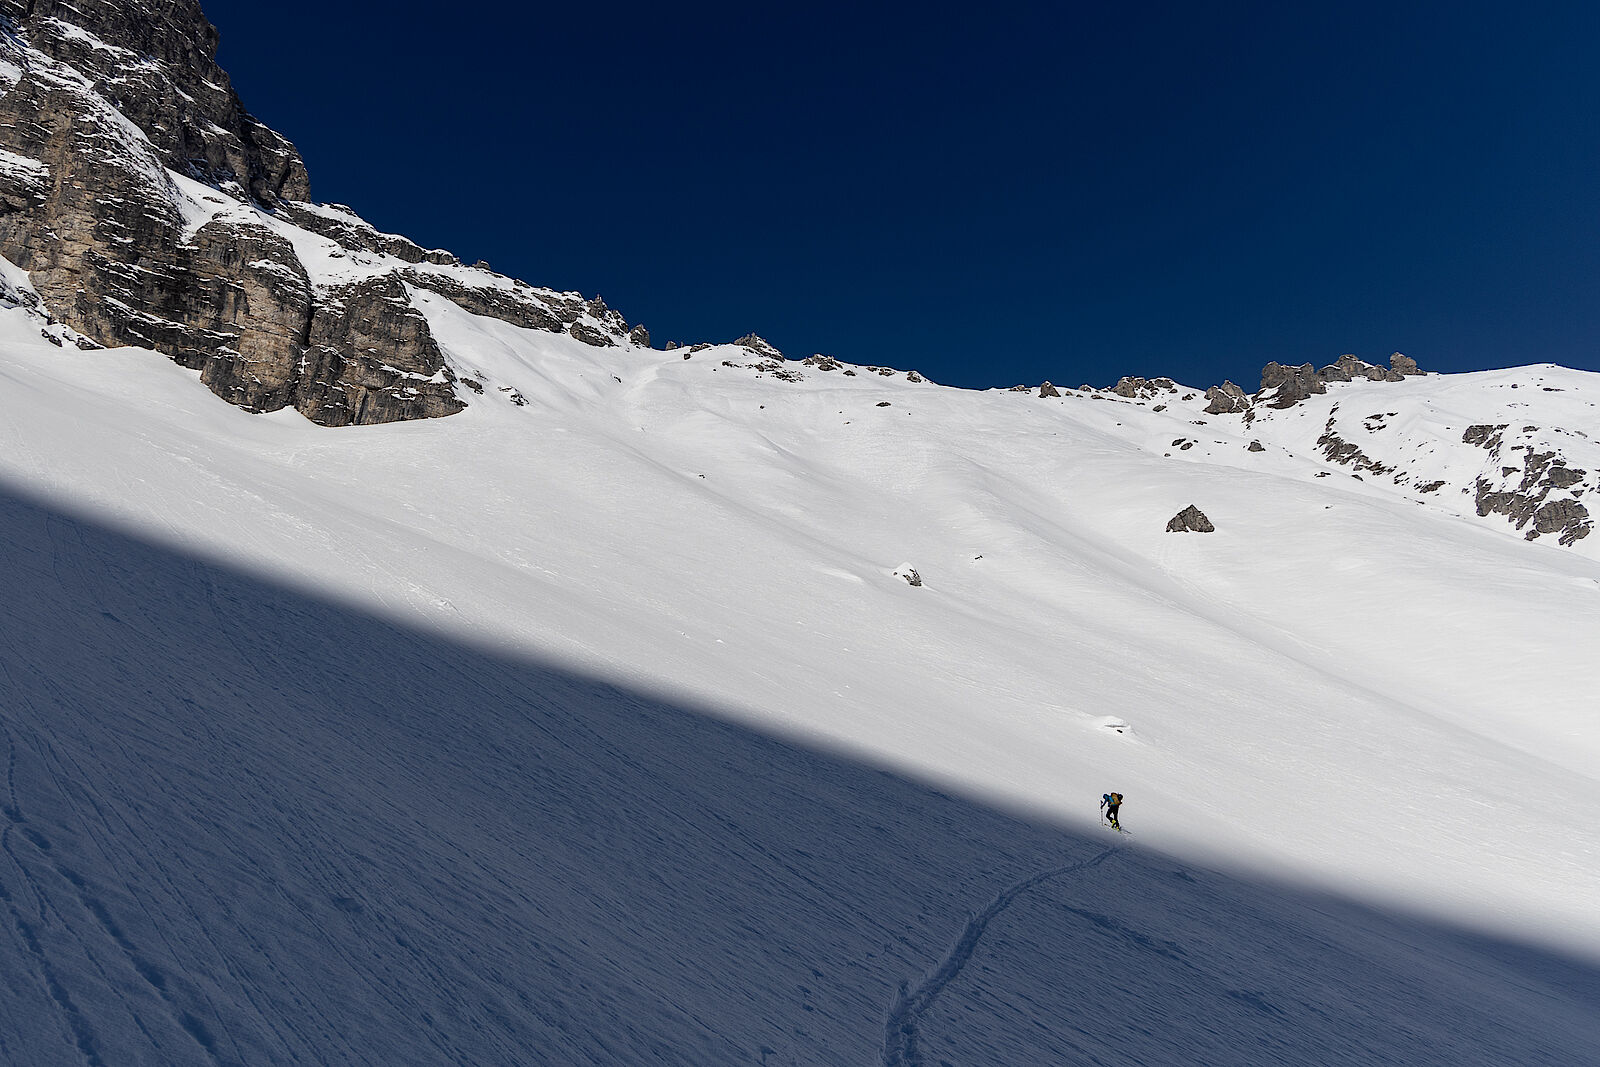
[1, 295, 1597, 1063]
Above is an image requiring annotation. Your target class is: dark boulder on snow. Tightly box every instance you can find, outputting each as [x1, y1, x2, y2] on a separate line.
[568, 320, 615, 347]
[1039, 381, 1061, 398]
[1166, 505, 1215, 533]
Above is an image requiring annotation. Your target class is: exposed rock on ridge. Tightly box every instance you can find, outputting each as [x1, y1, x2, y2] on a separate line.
[1461, 423, 1591, 545]
[0, 0, 307, 202]
[1197, 353, 1424, 415]
[0, 0, 643, 425]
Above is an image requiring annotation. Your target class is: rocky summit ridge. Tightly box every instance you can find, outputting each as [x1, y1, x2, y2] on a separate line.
[0, 0, 645, 425]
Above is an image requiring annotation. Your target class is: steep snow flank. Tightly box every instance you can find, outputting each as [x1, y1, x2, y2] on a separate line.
[2, 297, 1597, 969]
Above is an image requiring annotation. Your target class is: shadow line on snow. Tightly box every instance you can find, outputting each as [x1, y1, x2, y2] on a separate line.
[0, 480, 1594, 1066]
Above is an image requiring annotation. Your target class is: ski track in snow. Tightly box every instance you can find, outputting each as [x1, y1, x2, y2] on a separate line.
[883, 845, 1120, 1066]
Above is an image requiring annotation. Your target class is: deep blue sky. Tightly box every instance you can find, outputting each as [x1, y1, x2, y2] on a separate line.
[200, 1, 1599, 391]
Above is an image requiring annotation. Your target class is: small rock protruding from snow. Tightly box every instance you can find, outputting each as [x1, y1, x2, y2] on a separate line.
[1166, 505, 1215, 533]
[893, 564, 923, 587]
[1039, 381, 1061, 398]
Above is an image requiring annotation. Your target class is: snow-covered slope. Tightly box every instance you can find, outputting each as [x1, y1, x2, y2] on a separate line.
[1, 287, 1597, 1063]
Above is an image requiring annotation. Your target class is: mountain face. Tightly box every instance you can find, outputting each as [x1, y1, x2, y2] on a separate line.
[0, 0, 639, 425]
[2, 8, 1600, 1061]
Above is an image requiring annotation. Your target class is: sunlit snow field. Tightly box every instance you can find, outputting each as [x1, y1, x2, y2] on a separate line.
[2, 300, 1597, 1064]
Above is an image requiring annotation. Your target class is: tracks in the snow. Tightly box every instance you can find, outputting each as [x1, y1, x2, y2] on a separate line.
[882, 845, 1120, 1067]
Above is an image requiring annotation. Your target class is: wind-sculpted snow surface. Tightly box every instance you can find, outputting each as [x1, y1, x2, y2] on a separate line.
[883, 847, 1119, 1065]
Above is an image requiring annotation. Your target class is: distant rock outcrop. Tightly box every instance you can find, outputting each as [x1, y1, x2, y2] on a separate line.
[1205, 381, 1251, 414]
[1166, 506, 1215, 533]
[1259, 362, 1328, 408]
[1389, 352, 1422, 377]
[1111, 376, 1179, 400]
[1318, 353, 1392, 383]
[735, 333, 784, 361]
[1462, 425, 1592, 545]
[1202, 353, 1427, 416]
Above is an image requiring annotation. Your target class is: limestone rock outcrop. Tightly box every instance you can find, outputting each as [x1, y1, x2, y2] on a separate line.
[1259, 362, 1328, 408]
[734, 333, 784, 361]
[1110, 376, 1179, 400]
[1201, 353, 1428, 417]
[0, 0, 638, 425]
[1204, 380, 1251, 414]
[1462, 424, 1591, 545]
[0, 0, 308, 204]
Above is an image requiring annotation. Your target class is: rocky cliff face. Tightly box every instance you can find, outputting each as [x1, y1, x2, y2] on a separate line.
[0, 0, 644, 425]
[0, 0, 307, 202]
